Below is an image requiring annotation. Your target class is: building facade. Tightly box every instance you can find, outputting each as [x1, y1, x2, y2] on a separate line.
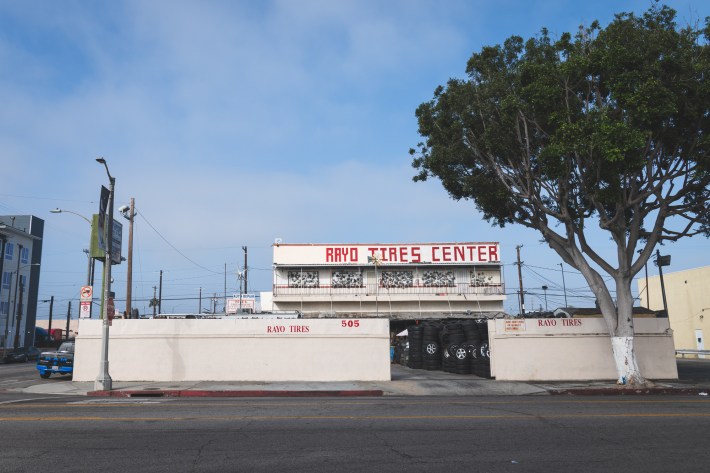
[638, 265, 710, 355]
[0, 215, 44, 349]
[265, 242, 506, 320]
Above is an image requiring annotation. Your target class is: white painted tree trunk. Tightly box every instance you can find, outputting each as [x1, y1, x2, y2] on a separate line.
[611, 336, 643, 385]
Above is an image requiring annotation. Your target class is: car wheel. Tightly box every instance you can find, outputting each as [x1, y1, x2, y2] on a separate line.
[40, 372, 51, 379]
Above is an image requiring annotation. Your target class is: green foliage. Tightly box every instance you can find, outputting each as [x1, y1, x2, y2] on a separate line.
[412, 3, 710, 247]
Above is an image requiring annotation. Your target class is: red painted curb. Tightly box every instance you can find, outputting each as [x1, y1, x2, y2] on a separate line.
[87, 389, 384, 398]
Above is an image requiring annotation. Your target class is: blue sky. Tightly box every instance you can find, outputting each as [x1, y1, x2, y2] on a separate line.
[1, 0, 708, 317]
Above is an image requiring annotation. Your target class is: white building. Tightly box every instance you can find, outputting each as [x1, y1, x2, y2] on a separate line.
[263, 242, 506, 320]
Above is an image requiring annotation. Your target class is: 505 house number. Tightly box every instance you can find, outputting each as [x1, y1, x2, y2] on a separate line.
[341, 320, 360, 328]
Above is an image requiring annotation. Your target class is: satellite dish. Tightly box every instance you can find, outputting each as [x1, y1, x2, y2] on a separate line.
[274, 238, 283, 245]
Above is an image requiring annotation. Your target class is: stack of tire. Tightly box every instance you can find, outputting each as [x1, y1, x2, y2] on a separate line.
[472, 319, 491, 378]
[407, 325, 423, 369]
[440, 322, 468, 374]
[422, 323, 442, 370]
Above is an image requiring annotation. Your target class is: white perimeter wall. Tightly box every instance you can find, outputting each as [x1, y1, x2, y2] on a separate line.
[73, 318, 390, 382]
[490, 318, 678, 381]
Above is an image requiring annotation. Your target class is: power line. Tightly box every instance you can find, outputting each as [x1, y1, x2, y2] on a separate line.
[137, 212, 221, 274]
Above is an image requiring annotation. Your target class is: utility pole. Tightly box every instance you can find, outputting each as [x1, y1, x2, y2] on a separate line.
[11, 244, 22, 342]
[125, 198, 135, 318]
[158, 270, 163, 315]
[152, 286, 157, 318]
[13, 280, 24, 348]
[242, 246, 248, 295]
[198, 287, 202, 314]
[65, 301, 71, 341]
[224, 263, 227, 314]
[559, 263, 568, 307]
[516, 245, 525, 316]
[47, 296, 54, 335]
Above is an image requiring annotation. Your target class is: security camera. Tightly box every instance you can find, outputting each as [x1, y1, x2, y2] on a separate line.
[118, 205, 129, 213]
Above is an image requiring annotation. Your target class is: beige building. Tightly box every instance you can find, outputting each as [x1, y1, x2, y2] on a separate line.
[638, 265, 710, 354]
[263, 242, 506, 320]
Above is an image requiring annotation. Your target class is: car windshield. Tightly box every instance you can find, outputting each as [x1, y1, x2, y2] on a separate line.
[58, 342, 74, 353]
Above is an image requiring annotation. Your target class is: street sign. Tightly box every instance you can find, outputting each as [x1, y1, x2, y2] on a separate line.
[80, 301, 91, 319]
[97, 186, 110, 252]
[80, 285, 93, 301]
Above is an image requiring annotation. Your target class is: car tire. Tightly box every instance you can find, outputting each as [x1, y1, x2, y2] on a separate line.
[40, 372, 51, 379]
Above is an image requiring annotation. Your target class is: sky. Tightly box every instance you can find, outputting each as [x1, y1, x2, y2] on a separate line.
[1, 0, 708, 318]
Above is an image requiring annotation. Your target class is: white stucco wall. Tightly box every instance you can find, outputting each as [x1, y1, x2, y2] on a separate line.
[489, 318, 677, 381]
[73, 318, 390, 382]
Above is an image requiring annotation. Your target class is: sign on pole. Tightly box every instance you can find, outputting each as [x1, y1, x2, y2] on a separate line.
[79, 301, 91, 319]
[106, 297, 115, 326]
[80, 286, 93, 301]
[97, 186, 110, 252]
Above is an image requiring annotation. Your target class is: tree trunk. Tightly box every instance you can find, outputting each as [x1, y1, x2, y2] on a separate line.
[573, 259, 646, 385]
[607, 279, 645, 385]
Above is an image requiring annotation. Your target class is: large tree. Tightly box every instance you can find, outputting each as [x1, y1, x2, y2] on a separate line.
[410, 3, 709, 385]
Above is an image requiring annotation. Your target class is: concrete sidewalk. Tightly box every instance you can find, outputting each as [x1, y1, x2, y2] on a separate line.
[18, 361, 710, 398]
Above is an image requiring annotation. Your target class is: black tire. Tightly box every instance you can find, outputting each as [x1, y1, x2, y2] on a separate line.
[40, 372, 51, 379]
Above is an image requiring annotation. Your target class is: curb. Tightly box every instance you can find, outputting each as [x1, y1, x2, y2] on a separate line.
[550, 387, 710, 396]
[87, 389, 384, 398]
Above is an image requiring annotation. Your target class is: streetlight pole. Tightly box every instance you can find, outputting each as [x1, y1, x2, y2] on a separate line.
[542, 285, 548, 311]
[655, 250, 671, 318]
[95, 157, 114, 391]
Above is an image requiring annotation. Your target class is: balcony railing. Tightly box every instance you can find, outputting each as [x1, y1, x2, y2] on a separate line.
[273, 282, 504, 297]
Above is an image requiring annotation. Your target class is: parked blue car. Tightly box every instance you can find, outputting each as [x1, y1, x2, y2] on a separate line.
[36, 341, 75, 379]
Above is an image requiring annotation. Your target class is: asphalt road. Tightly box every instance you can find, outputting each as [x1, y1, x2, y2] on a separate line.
[2, 360, 710, 472]
[1, 393, 709, 472]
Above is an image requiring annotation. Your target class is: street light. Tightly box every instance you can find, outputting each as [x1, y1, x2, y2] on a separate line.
[541, 285, 548, 311]
[654, 250, 671, 318]
[50, 208, 91, 225]
[95, 157, 115, 391]
[49, 208, 95, 294]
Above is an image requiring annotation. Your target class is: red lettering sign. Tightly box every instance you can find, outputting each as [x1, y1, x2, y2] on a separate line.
[488, 245, 499, 262]
[411, 247, 421, 263]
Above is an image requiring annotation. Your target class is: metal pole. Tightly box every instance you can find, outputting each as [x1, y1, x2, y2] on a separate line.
[657, 250, 670, 318]
[84, 248, 93, 320]
[644, 261, 650, 308]
[65, 301, 71, 341]
[47, 296, 54, 334]
[243, 246, 248, 295]
[516, 245, 525, 315]
[95, 157, 114, 391]
[560, 263, 568, 307]
[158, 270, 163, 315]
[224, 263, 227, 314]
[542, 285, 548, 311]
[199, 287, 202, 314]
[125, 198, 134, 318]
[13, 279, 24, 348]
